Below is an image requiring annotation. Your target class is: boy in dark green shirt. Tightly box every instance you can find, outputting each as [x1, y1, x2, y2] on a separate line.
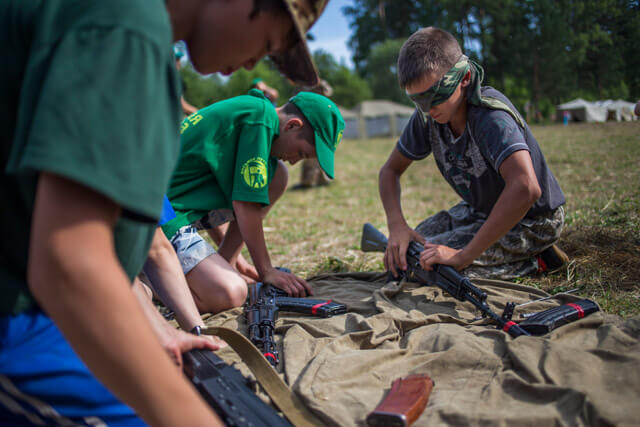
[0, 0, 330, 425]
[164, 90, 344, 312]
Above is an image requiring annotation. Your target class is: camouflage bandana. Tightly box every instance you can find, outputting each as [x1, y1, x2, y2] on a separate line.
[410, 55, 526, 128]
[408, 55, 470, 121]
[467, 59, 527, 128]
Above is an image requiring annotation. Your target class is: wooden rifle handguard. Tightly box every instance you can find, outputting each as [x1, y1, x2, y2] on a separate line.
[366, 374, 434, 427]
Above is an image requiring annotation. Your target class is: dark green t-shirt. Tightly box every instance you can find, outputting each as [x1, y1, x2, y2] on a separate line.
[0, 0, 181, 314]
[163, 89, 280, 238]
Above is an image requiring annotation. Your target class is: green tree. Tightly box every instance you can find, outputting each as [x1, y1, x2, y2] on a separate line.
[180, 65, 228, 108]
[342, 0, 640, 119]
[361, 39, 409, 105]
[343, 0, 442, 71]
[313, 50, 373, 108]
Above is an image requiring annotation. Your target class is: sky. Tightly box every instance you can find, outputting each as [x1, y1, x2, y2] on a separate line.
[307, 0, 355, 69]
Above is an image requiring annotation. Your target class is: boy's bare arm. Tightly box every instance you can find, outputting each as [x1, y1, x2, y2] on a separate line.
[27, 172, 222, 427]
[419, 150, 541, 270]
[379, 147, 425, 275]
[132, 277, 225, 363]
[232, 200, 312, 296]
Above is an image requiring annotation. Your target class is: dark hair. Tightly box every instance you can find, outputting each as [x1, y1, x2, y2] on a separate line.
[249, 0, 289, 19]
[397, 27, 462, 89]
[282, 102, 315, 143]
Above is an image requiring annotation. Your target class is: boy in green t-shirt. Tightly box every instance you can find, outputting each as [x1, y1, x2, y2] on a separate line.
[164, 90, 345, 312]
[1, 0, 330, 425]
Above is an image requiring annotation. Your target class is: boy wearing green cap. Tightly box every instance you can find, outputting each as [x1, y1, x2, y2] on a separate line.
[163, 89, 344, 309]
[379, 27, 567, 281]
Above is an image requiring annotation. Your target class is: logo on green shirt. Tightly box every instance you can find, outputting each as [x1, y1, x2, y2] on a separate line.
[241, 157, 268, 189]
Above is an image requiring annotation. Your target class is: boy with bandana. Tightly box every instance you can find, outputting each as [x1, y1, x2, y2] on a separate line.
[0, 0, 329, 425]
[379, 27, 567, 280]
[163, 90, 345, 311]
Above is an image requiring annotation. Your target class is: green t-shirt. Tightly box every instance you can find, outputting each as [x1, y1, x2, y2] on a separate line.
[163, 89, 280, 238]
[0, 0, 181, 314]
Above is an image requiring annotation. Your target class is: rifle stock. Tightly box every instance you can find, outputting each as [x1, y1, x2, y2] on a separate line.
[366, 374, 434, 427]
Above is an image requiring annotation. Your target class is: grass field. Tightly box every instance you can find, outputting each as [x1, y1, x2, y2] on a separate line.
[262, 121, 640, 318]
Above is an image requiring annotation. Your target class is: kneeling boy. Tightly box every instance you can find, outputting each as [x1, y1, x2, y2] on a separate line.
[163, 90, 344, 311]
[379, 27, 567, 280]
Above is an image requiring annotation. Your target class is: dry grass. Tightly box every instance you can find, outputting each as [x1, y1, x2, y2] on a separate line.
[262, 121, 640, 318]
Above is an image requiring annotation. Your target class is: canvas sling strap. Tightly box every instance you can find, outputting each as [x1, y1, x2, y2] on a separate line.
[201, 326, 322, 427]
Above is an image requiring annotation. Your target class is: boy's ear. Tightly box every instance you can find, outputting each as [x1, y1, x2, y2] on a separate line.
[461, 70, 472, 88]
[284, 117, 304, 131]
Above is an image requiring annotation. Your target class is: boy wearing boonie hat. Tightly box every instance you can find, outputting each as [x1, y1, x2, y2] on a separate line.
[1, 0, 331, 425]
[379, 27, 567, 281]
[163, 90, 344, 311]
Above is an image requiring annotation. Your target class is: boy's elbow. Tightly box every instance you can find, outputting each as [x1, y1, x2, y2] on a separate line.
[378, 163, 393, 184]
[524, 179, 542, 205]
[27, 245, 74, 306]
[531, 183, 542, 203]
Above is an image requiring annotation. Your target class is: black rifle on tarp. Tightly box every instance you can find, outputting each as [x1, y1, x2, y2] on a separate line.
[183, 349, 291, 426]
[361, 223, 530, 338]
[245, 277, 347, 366]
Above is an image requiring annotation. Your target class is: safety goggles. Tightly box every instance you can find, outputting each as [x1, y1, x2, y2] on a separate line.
[407, 55, 469, 120]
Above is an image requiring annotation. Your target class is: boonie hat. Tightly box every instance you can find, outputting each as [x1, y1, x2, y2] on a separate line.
[271, 0, 329, 86]
[290, 92, 345, 179]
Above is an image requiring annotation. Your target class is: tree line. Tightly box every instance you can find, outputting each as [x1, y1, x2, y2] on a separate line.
[182, 0, 639, 121]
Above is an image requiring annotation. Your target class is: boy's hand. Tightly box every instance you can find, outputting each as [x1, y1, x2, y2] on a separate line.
[233, 253, 260, 283]
[418, 243, 470, 271]
[385, 224, 426, 277]
[262, 268, 313, 297]
[159, 324, 226, 368]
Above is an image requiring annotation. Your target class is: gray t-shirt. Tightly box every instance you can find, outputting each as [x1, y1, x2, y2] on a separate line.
[397, 86, 565, 218]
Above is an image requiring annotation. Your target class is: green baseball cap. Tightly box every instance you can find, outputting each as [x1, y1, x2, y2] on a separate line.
[290, 91, 345, 179]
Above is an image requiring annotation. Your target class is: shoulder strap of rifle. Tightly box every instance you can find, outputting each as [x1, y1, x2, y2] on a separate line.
[201, 326, 322, 427]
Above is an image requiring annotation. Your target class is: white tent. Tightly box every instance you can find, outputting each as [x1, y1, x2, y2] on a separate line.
[556, 98, 607, 123]
[596, 100, 638, 122]
[337, 106, 360, 139]
[353, 100, 415, 138]
[556, 98, 638, 123]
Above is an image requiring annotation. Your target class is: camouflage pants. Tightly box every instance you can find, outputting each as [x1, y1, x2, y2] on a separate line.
[415, 202, 565, 280]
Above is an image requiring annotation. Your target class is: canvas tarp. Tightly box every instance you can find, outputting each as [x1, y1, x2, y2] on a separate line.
[203, 272, 640, 426]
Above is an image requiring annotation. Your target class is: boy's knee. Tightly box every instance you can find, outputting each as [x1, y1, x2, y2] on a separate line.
[215, 273, 248, 309]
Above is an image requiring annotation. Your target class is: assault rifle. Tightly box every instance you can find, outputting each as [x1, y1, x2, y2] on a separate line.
[361, 223, 530, 338]
[245, 278, 347, 366]
[183, 349, 291, 426]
